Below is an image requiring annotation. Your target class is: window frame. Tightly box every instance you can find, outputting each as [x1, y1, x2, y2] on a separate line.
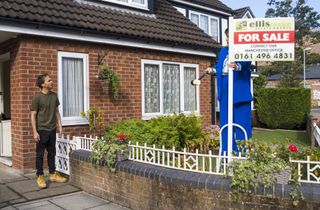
[58, 51, 89, 126]
[101, 0, 148, 10]
[141, 59, 200, 120]
[189, 10, 220, 43]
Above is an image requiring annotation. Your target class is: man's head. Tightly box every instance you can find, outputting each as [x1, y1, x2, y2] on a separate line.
[225, 28, 229, 45]
[36, 73, 53, 90]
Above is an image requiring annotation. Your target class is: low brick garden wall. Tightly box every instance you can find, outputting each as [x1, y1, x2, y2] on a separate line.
[70, 150, 320, 210]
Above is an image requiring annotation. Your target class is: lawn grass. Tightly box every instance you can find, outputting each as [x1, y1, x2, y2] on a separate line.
[252, 129, 309, 146]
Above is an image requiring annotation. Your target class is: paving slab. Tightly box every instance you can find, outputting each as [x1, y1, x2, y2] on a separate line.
[88, 203, 131, 210]
[22, 185, 79, 200]
[8, 198, 27, 205]
[7, 178, 71, 194]
[0, 164, 27, 184]
[50, 192, 109, 210]
[0, 206, 16, 210]
[0, 185, 21, 203]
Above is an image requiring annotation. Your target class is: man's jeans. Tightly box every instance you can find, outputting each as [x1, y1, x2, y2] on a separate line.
[36, 129, 56, 176]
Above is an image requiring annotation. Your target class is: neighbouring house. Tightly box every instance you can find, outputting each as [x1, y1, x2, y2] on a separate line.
[266, 64, 320, 107]
[234, 6, 255, 19]
[0, 0, 240, 172]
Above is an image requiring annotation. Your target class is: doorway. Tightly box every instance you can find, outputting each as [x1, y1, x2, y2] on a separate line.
[0, 53, 11, 166]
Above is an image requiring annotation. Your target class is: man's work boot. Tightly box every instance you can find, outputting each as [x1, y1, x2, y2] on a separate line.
[49, 171, 67, 183]
[37, 175, 47, 189]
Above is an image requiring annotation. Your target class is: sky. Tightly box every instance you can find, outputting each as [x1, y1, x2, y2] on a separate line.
[221, 0, 320, 18]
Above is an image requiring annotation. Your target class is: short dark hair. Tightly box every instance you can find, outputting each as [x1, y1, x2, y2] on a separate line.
[225, 28, 229, 35]
[36, 73, 49, 88]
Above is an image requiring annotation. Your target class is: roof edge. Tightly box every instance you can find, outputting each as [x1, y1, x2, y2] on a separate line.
[0, 21, 217, 57]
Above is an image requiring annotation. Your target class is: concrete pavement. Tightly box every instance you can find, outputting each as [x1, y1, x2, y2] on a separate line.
[0, 163, 130, 210]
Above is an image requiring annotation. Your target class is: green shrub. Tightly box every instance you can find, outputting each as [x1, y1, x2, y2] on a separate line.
[256, 88, 311, 129]
[104, 113, 205, 150]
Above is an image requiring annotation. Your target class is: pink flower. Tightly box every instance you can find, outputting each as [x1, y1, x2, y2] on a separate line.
[288, 144, 298, 152]
[119, 134, 126, 141]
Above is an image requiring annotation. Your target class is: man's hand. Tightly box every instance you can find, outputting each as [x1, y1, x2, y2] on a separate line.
[33, 131, 40, 143]
[205, 67, 213, 74]
[228, 62, 241, 71]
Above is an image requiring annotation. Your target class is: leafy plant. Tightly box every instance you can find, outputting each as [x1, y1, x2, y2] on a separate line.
[104, 113, 206, 151]
[98, 64, 120, 99]
[227, 140, 307, 206]
[91, 134, 129, 172]
[81, 108, 105, 137]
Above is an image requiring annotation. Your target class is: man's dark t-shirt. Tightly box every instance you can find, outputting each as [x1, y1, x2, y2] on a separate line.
[30, 91, 60, 131]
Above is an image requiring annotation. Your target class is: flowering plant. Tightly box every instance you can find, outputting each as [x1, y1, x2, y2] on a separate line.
[288, 144, 298, 152]
[110, 133, 129, 145]
[204, 125, 220, 149]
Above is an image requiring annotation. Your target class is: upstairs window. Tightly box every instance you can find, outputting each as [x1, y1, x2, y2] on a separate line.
[190, 11, 220, 42]
[101, 0, 148, 10]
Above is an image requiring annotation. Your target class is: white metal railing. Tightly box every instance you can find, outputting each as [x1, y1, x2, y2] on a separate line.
[313, 124, 320, 146]
[128, 142, 247, 175]
[290, 156, 320, 184]
[56, 134, 98, 174]
[56, 136, 320, 184]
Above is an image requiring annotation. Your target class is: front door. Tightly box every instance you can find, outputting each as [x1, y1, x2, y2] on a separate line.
[0, 59, 11, 157]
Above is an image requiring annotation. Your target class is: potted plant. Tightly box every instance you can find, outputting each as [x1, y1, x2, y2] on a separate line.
[98, 64, 120, 99]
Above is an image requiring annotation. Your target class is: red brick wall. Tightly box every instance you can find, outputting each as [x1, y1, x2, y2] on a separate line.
[1, 35, 213, 172]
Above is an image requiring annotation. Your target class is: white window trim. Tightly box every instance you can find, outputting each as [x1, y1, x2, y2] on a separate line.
[189, 11, 220, 43]
[58, 52, 89, 126]
[141, 59, 200, 120]
[174, 6, 186, 16]
[101, 0, 148, 10]
[243, 11, 253, 19]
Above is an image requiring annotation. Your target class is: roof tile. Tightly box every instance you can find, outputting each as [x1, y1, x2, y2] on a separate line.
[0, 0, 220, 49]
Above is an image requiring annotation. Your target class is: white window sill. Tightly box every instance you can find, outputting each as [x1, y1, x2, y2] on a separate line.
[142, 112, 200, 120]
[62, 119, 89, 126]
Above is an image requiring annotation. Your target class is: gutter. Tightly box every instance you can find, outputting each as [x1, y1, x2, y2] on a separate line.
[0, 19, 217, 58]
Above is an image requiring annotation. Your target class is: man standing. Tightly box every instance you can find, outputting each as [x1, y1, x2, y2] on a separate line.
[210, 28, 252, 154]
[31, 73, 67, 189]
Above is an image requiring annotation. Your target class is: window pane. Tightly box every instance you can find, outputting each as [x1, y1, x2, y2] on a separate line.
[144, 64, 160, 113]
[184, 67, 197, 111]
[62, 58, 84, 117]
[132, 0, 144, 4]
[163, 64, 180, 114]
[210, 18, 219, 41]
[190, 14, 199, 26]
[200, 15, 209, 34]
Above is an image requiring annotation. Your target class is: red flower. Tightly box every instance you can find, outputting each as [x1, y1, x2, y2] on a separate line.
[288, 144, 298, 152]
[119, 134, 126, 141]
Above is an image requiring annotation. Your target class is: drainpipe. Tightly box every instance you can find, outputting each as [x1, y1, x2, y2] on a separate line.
[210, 56, 217, 125]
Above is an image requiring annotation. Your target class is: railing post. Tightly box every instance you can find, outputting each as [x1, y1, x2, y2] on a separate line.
[311, 117, 318, 147]
[307, 156, 311, 182]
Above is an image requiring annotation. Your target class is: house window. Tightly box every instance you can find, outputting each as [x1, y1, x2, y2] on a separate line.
[142, 60, 199, 119]
[58, 52, 89, 125]
[189, 11, 220, 42]
[101, 0, 148, 10]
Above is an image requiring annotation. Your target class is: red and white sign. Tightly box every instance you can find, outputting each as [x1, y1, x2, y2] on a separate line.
[229, 18, 295, 61]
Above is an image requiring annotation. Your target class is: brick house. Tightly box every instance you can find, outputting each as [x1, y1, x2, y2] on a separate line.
[0, 0, 240, 172]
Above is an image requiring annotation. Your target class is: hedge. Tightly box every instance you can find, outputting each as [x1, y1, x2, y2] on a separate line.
[255, 88, 311, 129]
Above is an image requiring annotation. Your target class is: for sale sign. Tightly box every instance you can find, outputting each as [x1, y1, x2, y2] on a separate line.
[229, 17, 295, 61]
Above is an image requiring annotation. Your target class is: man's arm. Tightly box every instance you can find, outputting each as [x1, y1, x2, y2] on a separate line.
[56, 108, 62, 135]
[31, 111, 40, 142]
